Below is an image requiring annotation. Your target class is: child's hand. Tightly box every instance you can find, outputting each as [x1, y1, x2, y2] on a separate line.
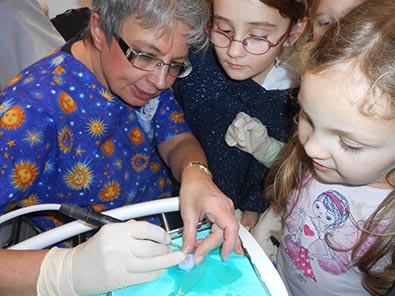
[240, 210, 259, 231]
[37, 220, 186, 295]
[225, 112, 271, 153]
[251, 207, 282, 265]
[225, 112, 284, 167]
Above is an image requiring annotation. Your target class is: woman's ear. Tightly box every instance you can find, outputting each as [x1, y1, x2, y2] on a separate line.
[90, 12, 104, 50]
[283, 16, 309, 47]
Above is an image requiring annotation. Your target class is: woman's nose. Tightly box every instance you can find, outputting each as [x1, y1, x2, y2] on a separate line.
[149, 67, 173, 90]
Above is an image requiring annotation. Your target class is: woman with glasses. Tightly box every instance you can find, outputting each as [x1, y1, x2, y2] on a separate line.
[0, 0, 243, 295]
[174, 0, 307, 231]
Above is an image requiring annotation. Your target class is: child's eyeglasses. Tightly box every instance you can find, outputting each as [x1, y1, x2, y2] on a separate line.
[204, 21, 290, 55]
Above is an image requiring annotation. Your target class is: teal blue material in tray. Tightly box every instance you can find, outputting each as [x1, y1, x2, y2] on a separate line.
[99, 228, 270, 296]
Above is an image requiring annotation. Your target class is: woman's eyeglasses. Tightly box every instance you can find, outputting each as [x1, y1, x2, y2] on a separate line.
[114, 35, 193, 78]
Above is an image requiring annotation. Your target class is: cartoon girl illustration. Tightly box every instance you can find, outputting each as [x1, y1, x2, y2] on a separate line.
[284, 190, 350, 281]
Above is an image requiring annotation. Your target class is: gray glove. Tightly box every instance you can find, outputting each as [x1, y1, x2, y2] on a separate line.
[225, 112, 284, 167]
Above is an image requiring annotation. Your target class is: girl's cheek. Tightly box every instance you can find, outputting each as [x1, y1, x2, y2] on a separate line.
[298, 121, 311, 146]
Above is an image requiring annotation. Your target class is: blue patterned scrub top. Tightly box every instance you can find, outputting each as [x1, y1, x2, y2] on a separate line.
[0, 50, 191, 232]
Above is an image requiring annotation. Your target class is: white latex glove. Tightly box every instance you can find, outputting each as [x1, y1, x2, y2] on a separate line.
[225, 112, 284, 167]
[37, 220, 186, 296]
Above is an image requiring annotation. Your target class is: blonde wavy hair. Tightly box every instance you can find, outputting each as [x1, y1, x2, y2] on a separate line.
[266, 0, 395, 294]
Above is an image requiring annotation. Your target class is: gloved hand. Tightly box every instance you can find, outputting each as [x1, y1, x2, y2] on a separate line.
[37, 220, 186, 296]
[251, 207, 282, 266]
[225, 112, 284, 167]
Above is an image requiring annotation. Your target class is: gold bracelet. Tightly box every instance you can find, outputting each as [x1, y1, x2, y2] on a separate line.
[182, 161, 212, 178]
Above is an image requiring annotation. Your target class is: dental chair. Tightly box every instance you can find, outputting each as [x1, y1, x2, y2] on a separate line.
[0, 197, 289, 295]
[1, 197, 180, 250]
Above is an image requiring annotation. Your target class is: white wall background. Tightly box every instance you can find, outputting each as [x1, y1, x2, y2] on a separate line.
[46, 0, 92, 18]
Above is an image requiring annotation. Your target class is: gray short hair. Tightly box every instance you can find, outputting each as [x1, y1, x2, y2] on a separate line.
[85, 0, 210, 52]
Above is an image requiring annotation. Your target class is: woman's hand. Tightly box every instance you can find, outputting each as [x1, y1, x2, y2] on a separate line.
[37, 220, 186, 295]
[179, 166, 243, 264]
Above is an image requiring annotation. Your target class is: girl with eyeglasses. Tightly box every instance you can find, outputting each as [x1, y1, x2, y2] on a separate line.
[221, 0, 368, 266]
[174, 0, 307, 231]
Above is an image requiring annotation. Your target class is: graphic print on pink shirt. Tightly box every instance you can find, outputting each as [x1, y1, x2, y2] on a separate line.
[284, 190, 353, 281]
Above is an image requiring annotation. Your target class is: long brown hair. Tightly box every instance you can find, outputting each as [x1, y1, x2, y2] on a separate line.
[266, 0, 395, 294]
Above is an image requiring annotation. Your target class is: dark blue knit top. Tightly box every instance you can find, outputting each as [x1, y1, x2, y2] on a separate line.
[174, 48, 298, 212]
